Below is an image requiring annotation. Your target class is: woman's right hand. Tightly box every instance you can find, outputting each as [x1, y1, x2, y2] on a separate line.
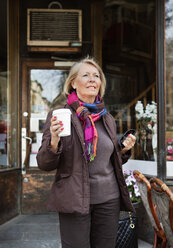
[50, 116, 64, 152]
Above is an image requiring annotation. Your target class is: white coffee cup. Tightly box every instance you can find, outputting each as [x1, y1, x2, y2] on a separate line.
[52, 109, 72, 137]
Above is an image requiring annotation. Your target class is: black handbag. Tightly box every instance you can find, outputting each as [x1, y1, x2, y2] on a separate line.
[115, 211, 138, 248]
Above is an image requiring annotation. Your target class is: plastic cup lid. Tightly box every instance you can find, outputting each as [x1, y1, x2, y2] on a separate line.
[52, 109, 71, 115]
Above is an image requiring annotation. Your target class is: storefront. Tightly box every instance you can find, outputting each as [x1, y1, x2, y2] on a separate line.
[0, 0, 172, 238]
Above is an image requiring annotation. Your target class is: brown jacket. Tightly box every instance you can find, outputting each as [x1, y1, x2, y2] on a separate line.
[37, 105, 135, 214]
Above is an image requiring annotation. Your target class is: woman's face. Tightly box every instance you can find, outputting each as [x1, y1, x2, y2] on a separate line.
[72, 63, 102, 103]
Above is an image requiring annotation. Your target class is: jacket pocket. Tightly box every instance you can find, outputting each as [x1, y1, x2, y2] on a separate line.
[61, 135, 73, 151]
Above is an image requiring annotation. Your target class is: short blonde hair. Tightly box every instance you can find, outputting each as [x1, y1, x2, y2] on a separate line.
[63, 57, 106, 97]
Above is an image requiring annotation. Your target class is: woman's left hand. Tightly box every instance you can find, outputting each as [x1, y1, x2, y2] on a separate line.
[121, 134, 136, 154]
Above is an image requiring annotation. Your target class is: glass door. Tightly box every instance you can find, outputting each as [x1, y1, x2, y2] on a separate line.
[21, 61, 70, 170]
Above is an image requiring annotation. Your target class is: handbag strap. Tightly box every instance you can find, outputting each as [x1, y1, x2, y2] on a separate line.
[128, 212, 135, 229]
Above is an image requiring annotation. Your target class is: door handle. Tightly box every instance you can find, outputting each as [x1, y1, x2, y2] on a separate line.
[22, 136, 32, 144]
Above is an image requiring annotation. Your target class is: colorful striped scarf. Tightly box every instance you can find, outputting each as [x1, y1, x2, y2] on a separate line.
[67, 91, 107, 162]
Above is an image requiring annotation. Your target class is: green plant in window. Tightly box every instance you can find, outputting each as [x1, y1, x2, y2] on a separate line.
[135, 101, 157, 161]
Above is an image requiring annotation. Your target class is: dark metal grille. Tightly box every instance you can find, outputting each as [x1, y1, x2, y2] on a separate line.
[29, 11, 81, 41]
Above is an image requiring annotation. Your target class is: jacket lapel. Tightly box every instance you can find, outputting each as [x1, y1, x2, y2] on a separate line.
[71, 111, 85, 143]
[102, 114, 123, 165]
[102, 114, 117, 148]
[66, 105, 85, 150]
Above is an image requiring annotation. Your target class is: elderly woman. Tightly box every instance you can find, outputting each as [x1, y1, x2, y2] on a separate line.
[37, 57, 136, 248]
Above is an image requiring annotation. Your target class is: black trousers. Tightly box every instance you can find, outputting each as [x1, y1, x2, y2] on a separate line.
[59, 198, 120, 248]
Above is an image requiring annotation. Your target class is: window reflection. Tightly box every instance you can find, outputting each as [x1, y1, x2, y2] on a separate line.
[103, 0, 157, 162]
[0, 0, 8, 167]
[0, 0, 18, 169]
[29, 69, 68, 167]
[0, 72, 8, 166]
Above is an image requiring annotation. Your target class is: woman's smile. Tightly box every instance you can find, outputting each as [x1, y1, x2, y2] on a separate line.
[87, 85, 96, 88]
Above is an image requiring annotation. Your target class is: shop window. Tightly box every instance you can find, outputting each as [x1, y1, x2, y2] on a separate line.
[103, 0, 157, 175]
[0, 0, 19, 169]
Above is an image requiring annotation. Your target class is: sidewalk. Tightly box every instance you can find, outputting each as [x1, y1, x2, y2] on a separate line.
[0, 214, 152, 248]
